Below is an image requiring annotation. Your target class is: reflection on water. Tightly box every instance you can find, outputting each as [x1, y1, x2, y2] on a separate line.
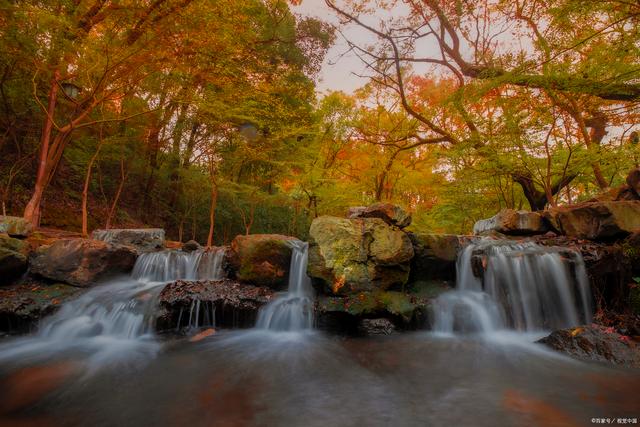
[0, 331, 637, 427]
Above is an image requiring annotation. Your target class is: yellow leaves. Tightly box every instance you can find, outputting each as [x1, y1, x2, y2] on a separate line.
[332, 275, 346, 294]
[570, 327, 584, 337]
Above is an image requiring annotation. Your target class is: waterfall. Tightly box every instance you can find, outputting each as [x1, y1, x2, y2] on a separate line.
[0, 247, 225, 367]
[432, 240, 593, 334]
[132, 248, 226, 282]
[256, 241, 314, 331]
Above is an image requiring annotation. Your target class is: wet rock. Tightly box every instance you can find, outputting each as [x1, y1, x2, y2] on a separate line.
[228, 234, 297, 289]
[544, 201, 640, 240]
[539, 325, 640, 368]
[92, 228, 165, 252]
[409, 233, 464, 281]
[350, 203, 412, 228]
[30, 238, 137, 287]
[473, 209, 548, 236]
[0, 282, 83, 334]
[315, 291, 427, 335]
[308, 216, 414, 295]
[0, 216, 33, 238]
[156, 279, 275, 330]
[358, 318, 396, 336]
[182, 240, 201, 252]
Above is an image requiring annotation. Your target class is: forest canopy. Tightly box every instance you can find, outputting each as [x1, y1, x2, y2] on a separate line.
[0, 0, 638, 242]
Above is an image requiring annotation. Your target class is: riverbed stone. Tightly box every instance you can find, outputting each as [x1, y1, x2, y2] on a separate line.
[228, 234, 297, 290]
[156, 279, 275, 330]
[0, 216, 33, 237]
[544, 201, 640, 240]
[473, 209, 548, 235]
[30, 238, 137, 287]
[538, 325, 640, 368]
[182, 240, 201, 252]
[350, 203, 412, 228]
[358, 318, 396, 336]
[92, 228, 165, 252]
[0, 282, 83, 334]
[308, 216, 414, 295]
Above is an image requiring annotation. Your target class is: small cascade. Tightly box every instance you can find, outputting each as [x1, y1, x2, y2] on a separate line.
[256, 241, 314, 331]
[432, 240, 593, 334]
[132, 248, 226, 282]
[175, 300, 217, 331]
[0, 246, 224, 367]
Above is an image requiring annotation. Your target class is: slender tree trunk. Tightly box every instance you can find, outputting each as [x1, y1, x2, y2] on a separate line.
[105, 156, 127, 229]
[81, 142, 102, 236]
[24, 71, 60, 226]
[206, 175, 218, 247]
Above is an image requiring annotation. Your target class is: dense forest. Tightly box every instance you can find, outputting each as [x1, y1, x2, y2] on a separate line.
[0, 0, 638, 244]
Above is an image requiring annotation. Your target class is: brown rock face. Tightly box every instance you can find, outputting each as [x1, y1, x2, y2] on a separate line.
[156, 279, 275, 330]
[539, 325, 640, 368]
[473, 209, 548, 235]
[627, 168, 640, 197]
[350, 203, 412, 228]
[29, 239, 137, 287]
[228, 234, 297, 289]
[544, 201, 640, 240]
[408, 233, 465, 281]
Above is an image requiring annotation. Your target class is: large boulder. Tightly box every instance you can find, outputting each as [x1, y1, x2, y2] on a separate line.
[30, 239, 137, 287]
[308, 216, 414, 295]
[0, 233, 29, 281]
[408, 233, 465, 281]
[544, 201, 640, 240]
[626, 167, 640, 197]
[92, 228, 165, 252]
[349, 203, 412, 228]
[155, 279, 275, 330]
[0, 282, 83, 334]
[473, 209, 548, 235]
[228, 234, 297, 289]
[539, 325, 640, 368]
[0, 216, 33, 238]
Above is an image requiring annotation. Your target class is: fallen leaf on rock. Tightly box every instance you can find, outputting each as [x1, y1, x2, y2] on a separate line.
[189, 328, 216, 342]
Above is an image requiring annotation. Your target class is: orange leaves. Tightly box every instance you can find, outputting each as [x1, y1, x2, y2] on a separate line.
[189, 328, 217, 342]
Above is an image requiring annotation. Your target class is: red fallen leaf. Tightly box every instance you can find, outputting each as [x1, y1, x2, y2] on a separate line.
[51, 299, 60, 305]
[189, 328, 216, 342]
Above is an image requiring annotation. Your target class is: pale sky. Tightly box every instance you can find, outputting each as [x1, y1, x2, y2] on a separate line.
[292, 1, 376, 94]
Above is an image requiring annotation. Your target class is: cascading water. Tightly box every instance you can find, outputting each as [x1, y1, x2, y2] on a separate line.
[0, 246, 227, 368]
[432, 239, 593, 335]
[256, 240, 314, 331]
[132, 248, 226, 282]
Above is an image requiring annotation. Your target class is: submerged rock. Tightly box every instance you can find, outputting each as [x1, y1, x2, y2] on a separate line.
[156, 279, 275, 330]
[473, 209, 548, 236]
[92, 228, 165, 252]
[0, 216, 33, 237]
[308, 216, 414, 295]
[544, 201, 640, 240]
[539, 325, 640, 368]
[349, 203, 412, 228]
[30, 238, 137, 287]
[0, 282, 83, 334]
[228, 234, 297, 289]
[358, 318, 396, 336]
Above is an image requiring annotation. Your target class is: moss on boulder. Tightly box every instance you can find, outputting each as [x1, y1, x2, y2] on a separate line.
[229, 234, 297, 289]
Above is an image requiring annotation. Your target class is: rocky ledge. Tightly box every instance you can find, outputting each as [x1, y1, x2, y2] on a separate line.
[155, 279, 275, 331]
[0, 281, 84, 334]
[539, 324, 640, 368]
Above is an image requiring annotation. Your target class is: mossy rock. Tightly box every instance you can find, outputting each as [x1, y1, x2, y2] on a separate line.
[316, 290, 427, 323]
[308, 216, 414, 295]
[229, 234, 297, 290]
[631, 279, 640, 315]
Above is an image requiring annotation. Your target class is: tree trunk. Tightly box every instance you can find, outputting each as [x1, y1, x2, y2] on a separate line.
[206, 175, 218, 247]
[24, 71, 60, 226]
[105, 156, 127, 229]
[81, 143, 102, 236]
